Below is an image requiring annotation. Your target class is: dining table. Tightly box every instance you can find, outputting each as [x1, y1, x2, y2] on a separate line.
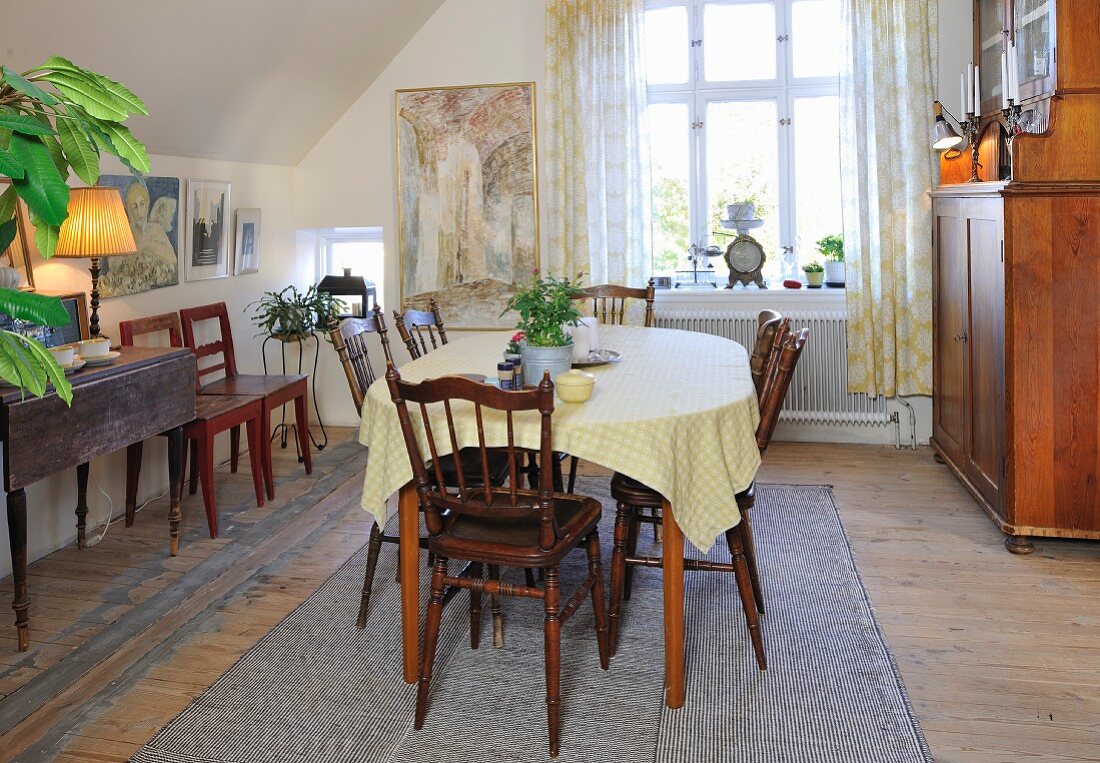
[358, 324, 761, 708]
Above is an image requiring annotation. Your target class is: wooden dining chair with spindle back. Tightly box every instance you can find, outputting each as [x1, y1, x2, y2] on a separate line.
[119, 312, 267, 538]
[179, 302, 311, 503]
[573, 278, 657, 328]
[608, 318, 809, 671]
[393, 297, 448, 360]
[386, 365, 609, 758]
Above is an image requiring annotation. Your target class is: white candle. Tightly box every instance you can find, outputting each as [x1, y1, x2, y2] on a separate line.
[1009, 41, 1020, 101]
[1001, 51, 1009, 108]
[966, 64, 973, 114]
[960, 71, 967, 116]
[974, 66, 981, 114]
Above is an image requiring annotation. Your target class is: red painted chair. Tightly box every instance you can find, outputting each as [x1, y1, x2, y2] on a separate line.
[179, 302, 311, 501]
[120, 313, 266, 538]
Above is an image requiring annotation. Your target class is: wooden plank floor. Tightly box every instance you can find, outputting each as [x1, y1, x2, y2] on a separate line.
[1, 436, 1098, 762]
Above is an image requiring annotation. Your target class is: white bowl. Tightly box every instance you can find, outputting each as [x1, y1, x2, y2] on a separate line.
[76, 338, 112, 358]
[49, 344, 75, 366]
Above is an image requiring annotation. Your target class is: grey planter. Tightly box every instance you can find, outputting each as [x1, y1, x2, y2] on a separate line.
[520, 343, 574, 388]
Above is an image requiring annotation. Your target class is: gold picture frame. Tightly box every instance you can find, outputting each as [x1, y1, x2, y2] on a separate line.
[395, 82, 539, 329]
[0, 178, 37, 290]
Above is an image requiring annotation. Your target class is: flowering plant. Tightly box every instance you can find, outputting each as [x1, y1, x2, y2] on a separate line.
[500, 271, 585, 347]
[505, 331, 525, 354]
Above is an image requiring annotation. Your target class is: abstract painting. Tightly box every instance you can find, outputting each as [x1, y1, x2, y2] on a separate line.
[184, 179, 231, 281]
[234, 207, 260, 275]
[396, 82, 538, 327]
[96, 174, 180, 297]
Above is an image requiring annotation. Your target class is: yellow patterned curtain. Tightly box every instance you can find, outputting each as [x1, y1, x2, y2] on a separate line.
[544, 0, 650, 284]
[840, 0, 938, 397]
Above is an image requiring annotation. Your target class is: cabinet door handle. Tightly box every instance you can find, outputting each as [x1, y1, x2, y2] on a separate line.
[954, 331, 969, 343]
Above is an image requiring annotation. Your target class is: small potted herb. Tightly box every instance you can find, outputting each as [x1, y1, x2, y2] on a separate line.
[247, 285, 345, 341]
[816, 234, 844, 286]
[802, 261, 825, 288]
[500, 271, 584, 385]
[504, 330, 525, 363]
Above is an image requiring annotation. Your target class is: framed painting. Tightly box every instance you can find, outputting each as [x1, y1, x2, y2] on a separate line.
[396, 82, 539, 328]
[0, 178, 36, 290]
[97, 174, 180, 297]
[184, 179, 231, 282]
[234, 208, 260, 275]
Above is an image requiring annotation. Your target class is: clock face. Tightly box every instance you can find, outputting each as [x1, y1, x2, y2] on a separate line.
[726, 238, 765, 273]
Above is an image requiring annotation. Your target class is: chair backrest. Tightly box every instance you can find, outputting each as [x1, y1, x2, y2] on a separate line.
[179, 302, 238, 389]
[329, 305, 394, 415]
[754, 319, 809, 452]
[386, 365, 560, 551]
[393, 297, 448, 360]
[118, 312, 184, 348]
[749, 309, 784, 394]
[574, 279, 656, 327]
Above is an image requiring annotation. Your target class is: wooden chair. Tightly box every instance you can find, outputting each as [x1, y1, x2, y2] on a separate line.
[179, 302, 311, 501]
[750, 309, 784, 394]
[120, 313, 267, 539]
[573, 278, 656, 328]
[329, 306, 515, 628]
[393, 298, 447, 360]
[386, 366, 608, 758]
[608, 319, 809, 671]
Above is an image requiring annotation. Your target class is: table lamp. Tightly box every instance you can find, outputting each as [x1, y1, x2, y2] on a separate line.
[53, 187, 138, 337]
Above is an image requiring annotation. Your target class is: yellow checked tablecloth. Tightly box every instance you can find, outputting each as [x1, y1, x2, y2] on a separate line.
[358, 325, 761, 552]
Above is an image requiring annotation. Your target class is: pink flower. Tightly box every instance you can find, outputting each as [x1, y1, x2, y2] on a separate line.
[511, 331, 525, 342]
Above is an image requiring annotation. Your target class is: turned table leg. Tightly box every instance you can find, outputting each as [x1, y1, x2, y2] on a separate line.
[7, 488, 29, 651]
[399, 481, 420, 684]
[661, 499, 686, 709]
[75, 462, 90, 549]
[167, 427, 184, 557]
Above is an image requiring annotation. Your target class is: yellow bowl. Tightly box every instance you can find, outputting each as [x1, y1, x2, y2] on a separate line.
[555, 369, 596, 402]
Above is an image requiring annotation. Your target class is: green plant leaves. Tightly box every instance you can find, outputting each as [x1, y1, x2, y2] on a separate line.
[0, 185, 18, 220]
[0, 148, 24, 178]
[0, 288, 69, 325]
[96, 121, 149, 173]
[0, 218, 16, 253]
[56, 117, 99, 185]
[38, 70, 128, 121]
[8, 133, 69, 226]
[0, 329, 73, 405]
[0, 114, 55, 136]
[0, 66, 57, 106]
[23, 334, 72, 405]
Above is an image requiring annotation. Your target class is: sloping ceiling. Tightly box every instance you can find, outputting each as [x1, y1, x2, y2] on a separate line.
[1, 0, 445, 165]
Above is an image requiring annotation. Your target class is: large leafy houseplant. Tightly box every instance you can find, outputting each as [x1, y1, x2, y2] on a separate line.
[0, 56, 151, 402]
[246, 285, 345, 341]
[500, 271, 584, 347]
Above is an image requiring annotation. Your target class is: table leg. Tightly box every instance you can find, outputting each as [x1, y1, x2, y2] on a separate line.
[7, 488, 28, 651]
[661, 499, 685, 709]
[399, 481, 420, 684]
[167, 427, 184, 557]
[75, 462, 90, 550]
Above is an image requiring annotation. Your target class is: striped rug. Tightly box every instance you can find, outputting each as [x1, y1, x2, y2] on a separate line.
[132, 481, 931, 763]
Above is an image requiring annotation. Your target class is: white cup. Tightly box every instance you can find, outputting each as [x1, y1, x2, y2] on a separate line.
[76, 338, 111, 358]
[49, 344, 75, 366]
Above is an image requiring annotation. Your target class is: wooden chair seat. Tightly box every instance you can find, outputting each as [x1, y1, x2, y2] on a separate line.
[435, 492, 602, 568]
[192, 393, 263, 421]
[199, 374, 307, 408]
[609, 472, 665, 507]
[434, 448, 512, 488]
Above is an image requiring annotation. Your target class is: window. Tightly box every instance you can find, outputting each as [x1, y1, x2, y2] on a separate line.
[318, 228, 385, 315]
[646, 0, 842, 284]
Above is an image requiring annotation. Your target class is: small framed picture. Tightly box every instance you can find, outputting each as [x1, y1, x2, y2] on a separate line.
[184, 179, 231, 282]
[0, 178, 37, 290]
[234, 208, 260, 275]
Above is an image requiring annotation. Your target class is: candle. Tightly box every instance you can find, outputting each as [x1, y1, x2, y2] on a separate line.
[974, 66, 981, 114]
[1001, 51, 1009, 108]
[568, 317, 600, 363]
[1009, 41, 1020, 101]
[960, 71, 967, 116]
[966, 64, 974, 114]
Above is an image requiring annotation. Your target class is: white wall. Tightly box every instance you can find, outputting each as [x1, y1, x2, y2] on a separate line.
[0, 152, 306, 578]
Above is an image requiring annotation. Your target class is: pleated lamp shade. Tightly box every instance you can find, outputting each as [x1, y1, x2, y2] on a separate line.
[54, 186, 138, 258]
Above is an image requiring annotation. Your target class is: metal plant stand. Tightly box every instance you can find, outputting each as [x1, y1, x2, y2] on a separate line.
[261, 331, 328, 459]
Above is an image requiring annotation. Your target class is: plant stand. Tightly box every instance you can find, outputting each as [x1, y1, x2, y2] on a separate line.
[261, 331, 328, 458]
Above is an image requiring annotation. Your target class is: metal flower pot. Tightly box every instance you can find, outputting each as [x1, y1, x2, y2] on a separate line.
[520, 343, 574, 388]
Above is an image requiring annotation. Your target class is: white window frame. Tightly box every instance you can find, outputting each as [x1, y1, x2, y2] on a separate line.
[646, 0, 840, 280]
[316, 227, 385, 282]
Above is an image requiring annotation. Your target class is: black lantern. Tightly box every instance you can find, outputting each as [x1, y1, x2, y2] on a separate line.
[317, 269, 377, 318]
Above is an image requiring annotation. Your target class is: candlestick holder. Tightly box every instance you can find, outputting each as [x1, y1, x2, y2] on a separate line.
[1000, 99, 1023, 180]
[962, 112, 983, 182]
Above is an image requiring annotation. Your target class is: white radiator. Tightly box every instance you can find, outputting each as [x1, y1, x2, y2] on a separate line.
[655, 307, 889, 426]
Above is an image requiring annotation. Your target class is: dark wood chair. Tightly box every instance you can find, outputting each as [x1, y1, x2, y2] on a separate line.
[120, 313, 267, 539]
[329, 306, 516, 629]
[393, 298, 447, 360]
[573, 278, 656, 328]
[750, 309, 784, 394]
[386, 365, 609, 758]
[608, 319, 809, 671]
[179, 302, 311, 501]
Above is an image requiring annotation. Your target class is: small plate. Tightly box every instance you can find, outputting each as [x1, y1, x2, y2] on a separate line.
[573, 348, 621, 368]
[61, 358, 87, 375]
[78, 351, 121, 367]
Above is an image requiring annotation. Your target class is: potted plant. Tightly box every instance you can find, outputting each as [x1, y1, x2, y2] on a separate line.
[247, 285, 345, 342]
[816, 234, 845, 286]
[0, 56, 150, 402]
[500, 271, 584, 385]
[802, 261, 825, 288]
[504, 330, 524, 363]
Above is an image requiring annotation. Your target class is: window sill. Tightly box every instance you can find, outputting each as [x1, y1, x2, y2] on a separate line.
[654, 285, 846, 306]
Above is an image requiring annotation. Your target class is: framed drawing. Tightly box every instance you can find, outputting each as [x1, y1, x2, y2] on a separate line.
[234, 208, 260, 275]
[0, 178, 36, 290]
[38, 291, 89, 347]
[96, 174, 180, 297]
[184, 179, 231, 282]
[396, 82, 539, 328]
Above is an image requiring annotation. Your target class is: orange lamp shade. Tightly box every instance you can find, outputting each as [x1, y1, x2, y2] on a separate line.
[54, 186, 138, 258]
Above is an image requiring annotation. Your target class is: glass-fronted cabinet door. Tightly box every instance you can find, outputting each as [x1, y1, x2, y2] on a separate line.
[975, 0, 1008, 115]
[1012, 0, 1055, 102]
